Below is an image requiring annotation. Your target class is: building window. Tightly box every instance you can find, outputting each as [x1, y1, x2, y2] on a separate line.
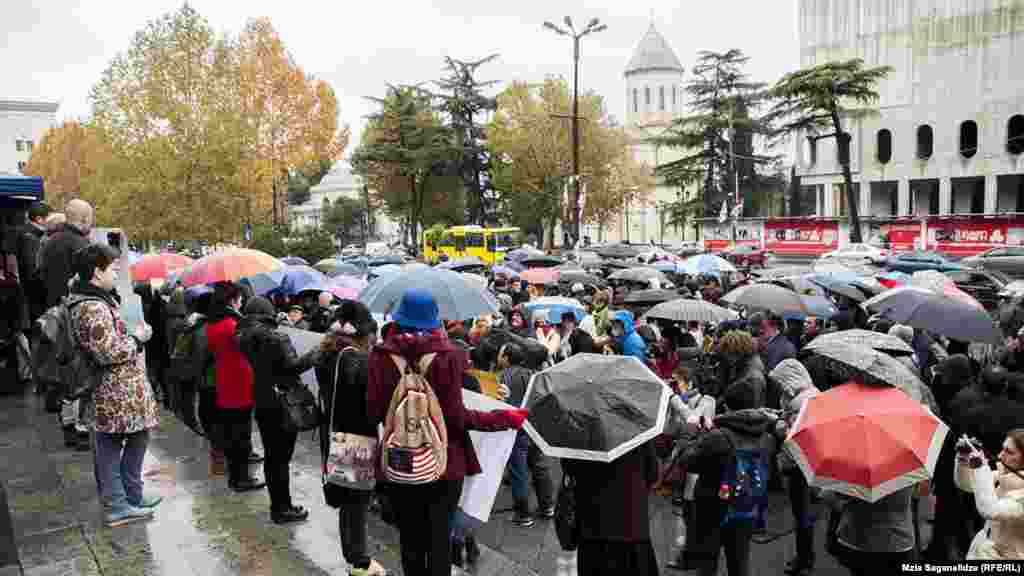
[15, 140, 23, 152]
[960, 120, 978, 159]
[633, 88, 638, 113]
[644, 87, 650, 109]
[876, 129, 892, 164]
[1008, 115, 1024, 155]
[659, 86, 665, 111]
[916, 125, 934, 159]
[805, 136, 817, 166]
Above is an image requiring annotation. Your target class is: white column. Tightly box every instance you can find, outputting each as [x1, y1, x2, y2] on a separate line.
[939, 178, 951, 215]
[985, 175, 998, 214]
[898, 180, 910, 217]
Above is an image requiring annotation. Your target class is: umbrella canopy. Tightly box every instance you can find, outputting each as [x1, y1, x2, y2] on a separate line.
[522, 296, 586, 324]
[651, 260, 678, 273]
[179, 249, 282, 287]
[240, 269, 286, 296]
[279, 265, 328, 295]
[557, 270, 606, 287]
[523, 354, 671, 462]
[520, 268, 560, 285]
[358, 267, 500, 321]
[642, 298, 739, 324]
[785, 382, 948, 502]
[521, 255, 563, 268]
[786, 294, 838, 320]
[315, 258, 364, 277]
[608, 267, 668, 284]
[331, 275, 369, 293]
[506, 247, 544, 262]
[752, 266, 812, 280]
[804, 329, 914, 356]
[436, 256, 486, 272]
[721, 283, 810, 317]
[678, 254, 737, 277]
[595, 243, 642, 259]
[297, 279, 359, 300]
[910, 270, 984, 309]
[623, 289, 680, 305]
[865, 287, 1001, 344]
[280, 256, 309, 266]
[368, 264, 402, 279]
[877, 270, 911, 288]
[492, 265, 521, 279]
[367, 255, 404, 267]
[808, 273, 867, 302]
[129, 252, 194, 282]
[800, 342, 938, 411]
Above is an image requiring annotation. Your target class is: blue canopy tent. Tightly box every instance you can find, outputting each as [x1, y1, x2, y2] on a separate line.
[0, 174, 44, 203]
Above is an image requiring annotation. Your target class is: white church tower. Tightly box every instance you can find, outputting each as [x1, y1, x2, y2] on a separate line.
[589, 20, 691, 245]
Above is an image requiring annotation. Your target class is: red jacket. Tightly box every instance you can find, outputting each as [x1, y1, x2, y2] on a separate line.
[368, 330, 511, 481]
[206, 308, 254, 409]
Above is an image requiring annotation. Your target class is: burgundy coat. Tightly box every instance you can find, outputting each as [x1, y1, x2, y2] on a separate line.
[367, 330, 510, 481]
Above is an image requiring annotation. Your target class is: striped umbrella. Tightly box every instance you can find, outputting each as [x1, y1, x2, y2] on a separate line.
[179, 249, 282, 287]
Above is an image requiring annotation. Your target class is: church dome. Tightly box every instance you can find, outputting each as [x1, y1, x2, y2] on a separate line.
[624, 22, 683, 77]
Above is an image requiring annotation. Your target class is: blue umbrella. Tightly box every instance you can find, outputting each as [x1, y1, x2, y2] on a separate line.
[280, 265, 328, 295]
[281, 256, 309, 266]
[678, 254, 737, 276]
[783, 294, 838, 320]
[523, 296, 587, 324]
[492, 265, 521, 279]
[368, 255, 404, 267]
[240, 269, 286, 296]
[652, 260, 678, 273]
[359, 267, 500, 321]
[369, 264, 402, 280]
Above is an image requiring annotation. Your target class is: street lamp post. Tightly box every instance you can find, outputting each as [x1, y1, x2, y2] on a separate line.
[543, 16, 607, 249]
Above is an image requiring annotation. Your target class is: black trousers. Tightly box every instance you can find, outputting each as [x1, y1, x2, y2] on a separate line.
[389, 479, 463, 576]
[335, 486, 372, 569]
[197, 388, 222, 449]
[578, 540, 659, 576]
[254, 407, 297, 512]
[786, 467, 818, 566]
[692, 516, 753, 576]
[220, 407, 253, 483]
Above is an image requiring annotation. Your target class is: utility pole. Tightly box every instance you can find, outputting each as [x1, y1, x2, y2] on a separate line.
[543, 16, 607, 250]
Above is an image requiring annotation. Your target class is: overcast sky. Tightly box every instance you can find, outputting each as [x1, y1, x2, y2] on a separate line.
[4, 1, 798, 151]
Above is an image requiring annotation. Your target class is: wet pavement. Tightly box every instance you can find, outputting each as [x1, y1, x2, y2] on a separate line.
[0, 389, 931, 575]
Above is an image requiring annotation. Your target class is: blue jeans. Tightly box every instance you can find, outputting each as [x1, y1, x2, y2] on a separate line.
[507, 431, 553, 513]
[449, 509, 471, 544]
[94, 430, 150, 511]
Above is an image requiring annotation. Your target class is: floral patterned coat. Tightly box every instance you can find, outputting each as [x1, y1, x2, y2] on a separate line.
[70, 292, 159, 434]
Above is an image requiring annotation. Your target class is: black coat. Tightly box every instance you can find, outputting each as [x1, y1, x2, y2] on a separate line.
[236, 314, 322, 411]
[37, 224, 90, 309]
[315, 346, 376, 438]
[16, 223, 45, 319]
[563, 441, 658, 542]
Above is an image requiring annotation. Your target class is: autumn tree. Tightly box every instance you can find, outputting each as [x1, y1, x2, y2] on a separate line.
[23, 120, 109, 209]
[652, 50, 771, 229]
[486, 78, 648, 248]
[765, 58, 892, 243]
[352, 85, 461, 248]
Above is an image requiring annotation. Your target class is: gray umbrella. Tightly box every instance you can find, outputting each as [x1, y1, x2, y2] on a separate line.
[866, 288, 1001, 345]
[752, 266, 812, 280]
[804, 329, 914, 355]
[623, 289, 680, 305]
[721, 282, 810, 316]
[523, 354, 671, 463]
[642, 298, 739, 324]
[609, 267, 668, 284]
[596, 243, 642, 259]
[800, 342, 938, 413]
[358, 267, 500, 320]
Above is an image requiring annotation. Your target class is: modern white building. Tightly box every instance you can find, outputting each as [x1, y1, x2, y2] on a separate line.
[582, 21, 694, 246]
[0, 99, 59, 176]
[791, 0, 1024, 255]
[290, 159, 400, 243]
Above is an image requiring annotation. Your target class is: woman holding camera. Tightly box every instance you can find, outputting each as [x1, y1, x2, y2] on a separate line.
[955, 430, 1024, 560]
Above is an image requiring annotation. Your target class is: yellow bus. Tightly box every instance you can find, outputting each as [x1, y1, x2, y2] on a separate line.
[423, 225, 520, 264]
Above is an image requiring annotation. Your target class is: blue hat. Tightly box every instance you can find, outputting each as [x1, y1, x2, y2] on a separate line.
[392, 288, 440, 331]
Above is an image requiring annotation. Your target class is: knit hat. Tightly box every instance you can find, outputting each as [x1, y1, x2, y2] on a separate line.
[392, 288, 440, 330]
[333, 300, 375, 337]
[243, 296, 276, 317]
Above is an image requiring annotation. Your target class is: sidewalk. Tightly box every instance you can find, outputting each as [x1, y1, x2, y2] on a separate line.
[0, 389, 925, 575]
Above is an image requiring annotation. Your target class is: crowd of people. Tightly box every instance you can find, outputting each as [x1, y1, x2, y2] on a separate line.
[14, 196, 1024, 576]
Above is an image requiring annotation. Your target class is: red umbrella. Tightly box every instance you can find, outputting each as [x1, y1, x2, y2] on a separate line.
[129, 252, 194, 282]
[520, 268, 560, 285]
[785, 381, 948, 502]
[179, 248, 283, 287]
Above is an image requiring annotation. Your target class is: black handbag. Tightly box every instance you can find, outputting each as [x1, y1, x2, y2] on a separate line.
[554, 469, 579, 551]
[276, 383, 321, 432]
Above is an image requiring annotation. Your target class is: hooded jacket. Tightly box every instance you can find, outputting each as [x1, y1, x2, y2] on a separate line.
[612, 310, 647, 362]
[206, 306, 253, 409]
[769, 359, 819, 469]
[718, 354, 767, 412]
[367, 329, 518, 481]
[237, 312, 323, 412]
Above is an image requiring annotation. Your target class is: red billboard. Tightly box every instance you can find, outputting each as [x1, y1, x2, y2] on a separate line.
[764, 220, 839, 255]
[930, 217, 1024, 256]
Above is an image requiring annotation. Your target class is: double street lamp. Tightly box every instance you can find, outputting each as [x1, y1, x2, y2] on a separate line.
[543, 16, 607, 249]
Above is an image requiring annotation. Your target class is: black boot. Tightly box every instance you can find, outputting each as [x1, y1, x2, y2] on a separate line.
[451, 540, 464, 568]
[464, 534, 480, 564]
[271, 505, 308, 524]
[784, 525, 816, 575]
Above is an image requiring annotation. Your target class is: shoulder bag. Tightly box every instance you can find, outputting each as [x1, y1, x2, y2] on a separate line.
[323, 347, 378, 491]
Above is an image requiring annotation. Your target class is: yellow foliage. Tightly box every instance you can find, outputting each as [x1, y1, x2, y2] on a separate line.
[23, 120, 110, 210]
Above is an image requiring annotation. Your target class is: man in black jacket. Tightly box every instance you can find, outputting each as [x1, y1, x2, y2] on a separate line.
[37, 199, 93, 309]
[555, 310, 595, 361]
[17, 202, 49, 322]
[237, 296, 325, 524]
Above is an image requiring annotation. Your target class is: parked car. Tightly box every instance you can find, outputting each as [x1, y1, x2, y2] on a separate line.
[945, 269, 1010, 310]
[818, 243, 889, 265]
[961, 245, 1024, 277]
[720, 244, 770, 268]
[882, 251, 968, 273]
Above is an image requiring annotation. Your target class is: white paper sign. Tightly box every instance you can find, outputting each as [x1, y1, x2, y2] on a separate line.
[459, 389, 517, 524]
[279, 326, 324, 393]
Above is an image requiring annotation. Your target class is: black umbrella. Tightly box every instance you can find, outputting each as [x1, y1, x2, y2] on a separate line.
[521, 255, 564, 268]
[642, 298, 739, 324]
[523, 354, 671, 462]
[623, 289, 680, 305]
[558, 270, 607, 287]
[608, 267, 668, 284]
[596, 243, 642, 259]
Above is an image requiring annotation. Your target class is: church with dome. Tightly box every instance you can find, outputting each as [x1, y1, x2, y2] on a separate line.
[581, 21, 695, 246]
